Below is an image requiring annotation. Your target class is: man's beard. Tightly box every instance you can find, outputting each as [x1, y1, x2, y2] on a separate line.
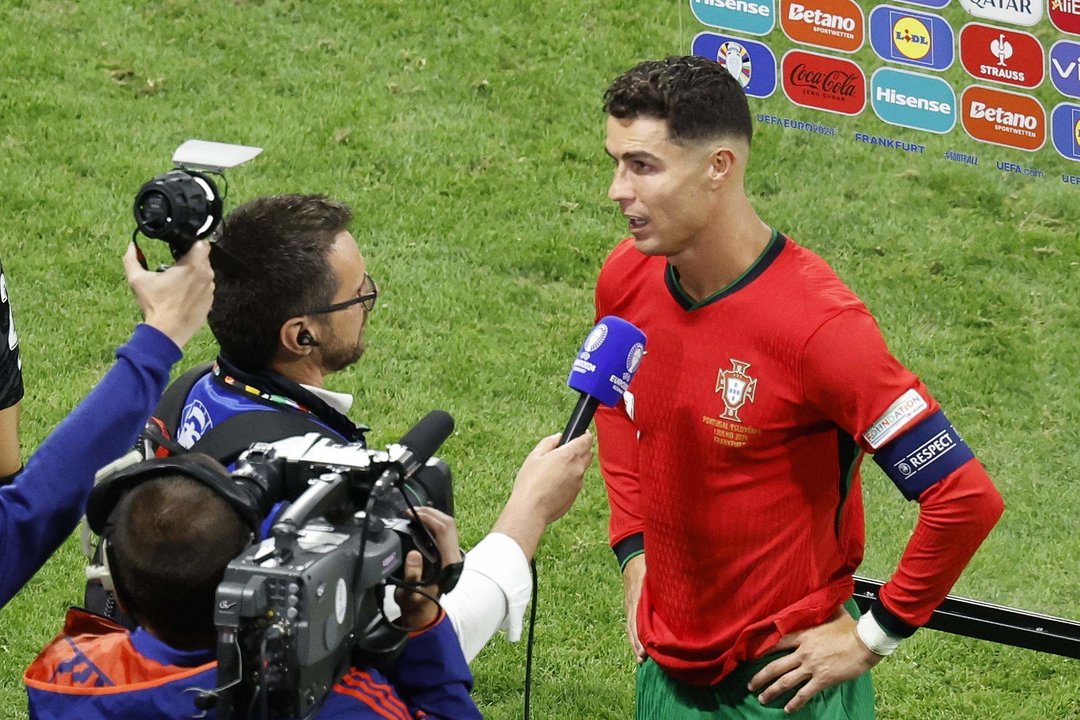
[321, 335, 365, 373]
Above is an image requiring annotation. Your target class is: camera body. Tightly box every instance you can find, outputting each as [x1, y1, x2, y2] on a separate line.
[132, 140, 262, 260]
[211, 433, 454, 720]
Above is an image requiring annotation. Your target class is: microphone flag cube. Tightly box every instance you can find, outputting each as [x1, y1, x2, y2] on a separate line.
[567, 316, 646, 407]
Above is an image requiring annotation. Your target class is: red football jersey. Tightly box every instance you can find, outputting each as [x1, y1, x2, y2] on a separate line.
[594, 232, 999, 685]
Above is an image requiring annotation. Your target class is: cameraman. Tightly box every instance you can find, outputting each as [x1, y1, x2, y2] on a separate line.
[168, 194, 587, 662]
[25, 440, 590, 719]
[0, 257, 23, 484]
[0, 242, 214, 608]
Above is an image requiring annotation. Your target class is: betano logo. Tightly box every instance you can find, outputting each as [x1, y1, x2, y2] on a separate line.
[691, 32, 778, 97]
[781, 49, 866, 115]
[1050, 40, 1080, 97]
[691, 0, 776, 36]
[961, 85, 1046, 151]
[1048, 0, 1080, 34]
[871, 67, 956, 133]
[960, 23, 1044, 89]
[959, 0, 1043, 27]
[780, 0, 864, 53]
[869, 6, 954, 71]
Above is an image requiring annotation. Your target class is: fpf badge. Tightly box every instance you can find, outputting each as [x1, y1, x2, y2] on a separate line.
[716, 359, 757, 423]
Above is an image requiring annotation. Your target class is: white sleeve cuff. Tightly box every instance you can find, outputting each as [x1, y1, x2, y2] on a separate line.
[461, 532, 532, 640]
[435, 531, 533, 664]
[856, 609, 902, 656]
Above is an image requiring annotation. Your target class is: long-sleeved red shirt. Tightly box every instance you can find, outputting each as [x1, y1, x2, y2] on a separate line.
[595, 232, 1003, 685]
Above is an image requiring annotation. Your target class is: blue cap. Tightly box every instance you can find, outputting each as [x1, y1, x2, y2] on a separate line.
[567, 316, 646, 407]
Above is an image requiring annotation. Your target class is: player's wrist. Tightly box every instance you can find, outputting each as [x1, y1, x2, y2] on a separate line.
[855, 609, 902, 657]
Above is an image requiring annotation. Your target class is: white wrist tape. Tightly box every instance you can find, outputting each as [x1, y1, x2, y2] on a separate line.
[856, 610, 902, 657]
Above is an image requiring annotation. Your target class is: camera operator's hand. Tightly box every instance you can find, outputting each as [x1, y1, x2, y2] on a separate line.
[123, 240, 214, 348]
[396, 506, 462, 629]
[491, 431, 594, 560]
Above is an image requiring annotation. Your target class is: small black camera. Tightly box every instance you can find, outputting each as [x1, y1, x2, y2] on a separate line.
[131, 140, 262, 260]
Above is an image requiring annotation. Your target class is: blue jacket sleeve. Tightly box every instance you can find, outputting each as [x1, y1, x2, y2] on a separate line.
[0, 324, 181, 607]
[318, 614, 481, 720]
[387, 614, 482, 719]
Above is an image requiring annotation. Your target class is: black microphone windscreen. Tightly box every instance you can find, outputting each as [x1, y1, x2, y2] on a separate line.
[398, 410, 455, 464]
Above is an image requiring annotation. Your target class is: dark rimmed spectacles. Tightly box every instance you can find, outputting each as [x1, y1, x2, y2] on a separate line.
[306, 272, 378, 314]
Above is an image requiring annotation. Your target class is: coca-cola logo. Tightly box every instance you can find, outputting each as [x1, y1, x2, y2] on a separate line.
[789, 64, 860, 96]
[782, 50, 866, 114]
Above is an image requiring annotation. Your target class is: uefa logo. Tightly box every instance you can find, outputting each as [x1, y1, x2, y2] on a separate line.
[626, 343, 644, 374]
[869, 6, 954, 71]
[692, 32, 778, 97]
[583, 324, 607, 352]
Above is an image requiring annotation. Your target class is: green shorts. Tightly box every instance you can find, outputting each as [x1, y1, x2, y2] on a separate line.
[635, 603, 875, 720]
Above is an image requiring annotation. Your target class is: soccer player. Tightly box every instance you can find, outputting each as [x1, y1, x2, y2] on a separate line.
[593, 56, 1004, 718]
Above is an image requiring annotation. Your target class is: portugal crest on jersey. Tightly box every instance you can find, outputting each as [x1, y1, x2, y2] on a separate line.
[716, 359, 757, 423]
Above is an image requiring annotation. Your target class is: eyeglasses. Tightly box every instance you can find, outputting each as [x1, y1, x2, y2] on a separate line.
[306, 272, 378, 314]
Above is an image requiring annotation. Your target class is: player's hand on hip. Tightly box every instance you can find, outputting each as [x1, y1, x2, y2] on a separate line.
[748, 605, 881, 713]
[622, 553, 647, 663]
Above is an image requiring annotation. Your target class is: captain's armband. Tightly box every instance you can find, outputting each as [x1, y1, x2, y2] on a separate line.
[872, 409, 975, 500]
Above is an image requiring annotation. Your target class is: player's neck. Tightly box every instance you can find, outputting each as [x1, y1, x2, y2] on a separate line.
[670, 204, 772, 302]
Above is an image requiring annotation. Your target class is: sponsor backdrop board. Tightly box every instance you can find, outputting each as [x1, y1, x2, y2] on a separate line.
[688, 0, 1080, 185]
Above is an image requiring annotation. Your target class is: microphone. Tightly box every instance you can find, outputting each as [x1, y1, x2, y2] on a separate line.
[392, 409, 455, 477]
[560, 316, 646, 445]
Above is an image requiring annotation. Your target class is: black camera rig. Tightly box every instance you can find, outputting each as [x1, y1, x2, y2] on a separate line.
[203, 411, 457, 719]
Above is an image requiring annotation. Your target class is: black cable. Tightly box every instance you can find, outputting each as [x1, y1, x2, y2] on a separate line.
[522, 558, 539, 720]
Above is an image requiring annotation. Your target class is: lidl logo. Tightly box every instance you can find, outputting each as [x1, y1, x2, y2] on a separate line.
[960, 23, 1044, 88]
[961, 85, 1046, 151]
[691, 0, 776, 36]
[1050, 40, 1080, 97]
[1048, 0, 1080, 33]
[692, 33, 778, 98]
[1050, 103, 1080, 161]
[959, 0, 1043, 27]
[871, 68, 956, 133]
[781, 49, 866, 115]
[780, 0, 864, 53]
[869, 6, 954, 71]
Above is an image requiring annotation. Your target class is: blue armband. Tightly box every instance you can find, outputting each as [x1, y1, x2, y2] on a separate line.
[873, 410, 974, 501]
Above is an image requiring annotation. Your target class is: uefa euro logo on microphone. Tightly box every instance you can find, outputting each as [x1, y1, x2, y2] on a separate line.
[568, 316, 646, 407]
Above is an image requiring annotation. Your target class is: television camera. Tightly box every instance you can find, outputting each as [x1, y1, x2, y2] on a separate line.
[200, 411, 458, 719]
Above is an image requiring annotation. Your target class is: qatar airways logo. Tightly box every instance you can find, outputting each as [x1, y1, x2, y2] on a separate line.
[959, 0, 1043, 26]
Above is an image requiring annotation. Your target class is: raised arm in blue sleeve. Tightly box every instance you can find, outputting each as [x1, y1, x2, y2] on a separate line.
[0, 324, 181, 607]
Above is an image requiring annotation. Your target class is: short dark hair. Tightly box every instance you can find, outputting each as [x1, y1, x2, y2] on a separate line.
[109, 473, 252, 650]
[209, 194, 353, 370]
[603, 55, 753, 145]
